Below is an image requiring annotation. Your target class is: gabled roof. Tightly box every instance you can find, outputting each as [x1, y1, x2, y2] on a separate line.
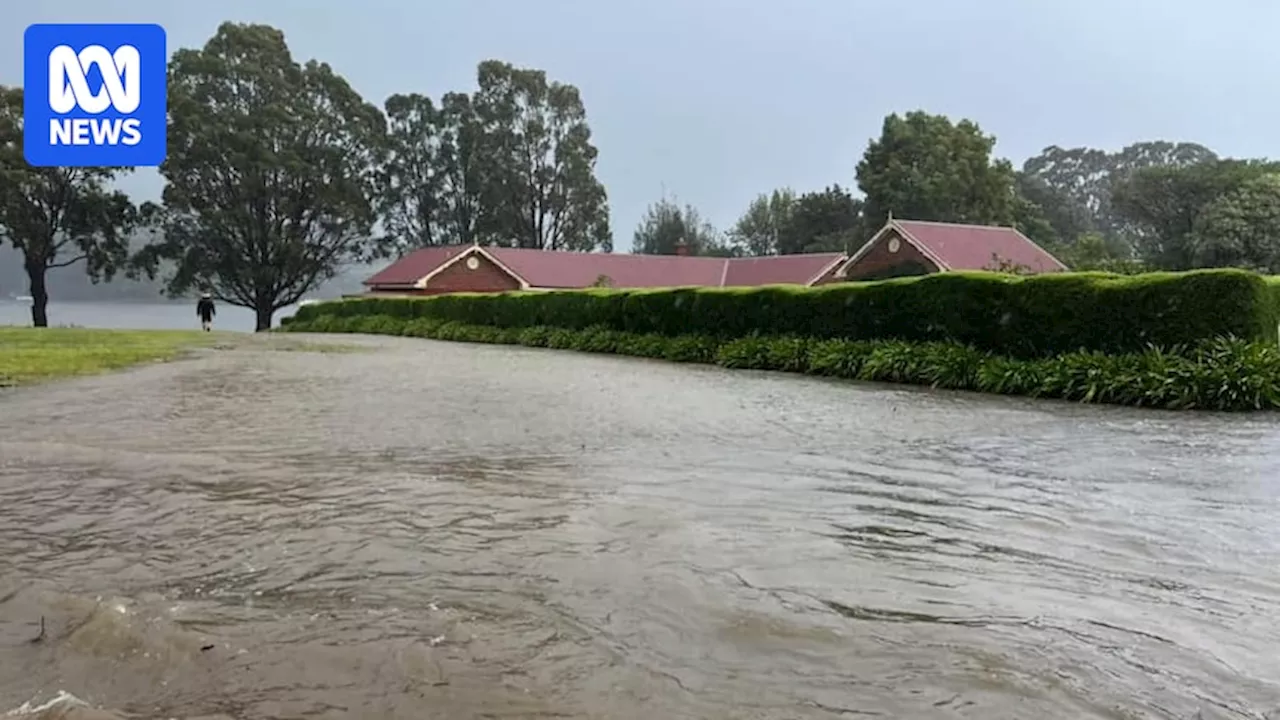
[365, 244, 846, 290]
[364, 246, 472, 286]
[847, 219, 1067, 273]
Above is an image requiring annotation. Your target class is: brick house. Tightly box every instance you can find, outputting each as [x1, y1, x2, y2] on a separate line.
[361, 219, 1065, 295]
[827, 218, 1068, 282]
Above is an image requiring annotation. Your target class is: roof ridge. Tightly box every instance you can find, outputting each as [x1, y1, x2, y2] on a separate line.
[894, 218, 1020, 232]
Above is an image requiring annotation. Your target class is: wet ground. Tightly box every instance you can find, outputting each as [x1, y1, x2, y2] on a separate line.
[1, 334, 1278, 719]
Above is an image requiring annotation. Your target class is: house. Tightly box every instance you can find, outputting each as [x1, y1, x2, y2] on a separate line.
[361, 219, 1066, 295]
[830, 218, 1068, 281]
[362, 244, 846, 295]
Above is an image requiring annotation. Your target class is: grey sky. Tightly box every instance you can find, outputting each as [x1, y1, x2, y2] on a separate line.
[5, 0, 1279, 251]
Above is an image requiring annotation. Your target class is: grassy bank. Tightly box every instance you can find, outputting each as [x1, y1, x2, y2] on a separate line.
[281, 313, 1280, 411]
[0, 327, 218, 387]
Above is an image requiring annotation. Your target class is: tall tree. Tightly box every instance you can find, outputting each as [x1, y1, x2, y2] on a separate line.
[779, 184, 864, 254]
[377, 93, 445, 252]
[729, 188, 795, 256]
[1021, 141, 1218, 238]
[471, 60, 611, 251]
[0, 86, 141, 327]
[631, 196, 724, 256]
[1111, 159, 1278, 270]
[1190, 173, 1280, 273]
[856, 111, 1017, 228]
[136, 22, 387, 331]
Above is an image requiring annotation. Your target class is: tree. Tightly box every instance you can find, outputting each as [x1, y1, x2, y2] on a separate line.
[631, 196, 724, 255]
[1013, 172, 1092, 247]
[1111, 159, 1278, 270]
[856, 111, 1017, 229]
[779, 184, 864, 254]
[377, 93, 445, 251]
[1021, 141, 1218, 238]
[1191, 174, 1280, 273]
[471, 60, 611, 251]
[377, 91, 487, 251]
[136, 22, 387, 331]
[0, 86, 141, 327]
[729, 188, 795, 256]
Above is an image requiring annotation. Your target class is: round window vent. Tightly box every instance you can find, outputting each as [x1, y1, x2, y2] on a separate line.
[888, 237, 901, 253]
[465, 256, 480, 270]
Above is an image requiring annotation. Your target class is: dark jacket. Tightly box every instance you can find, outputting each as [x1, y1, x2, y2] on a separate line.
[197, 298, 216, 321]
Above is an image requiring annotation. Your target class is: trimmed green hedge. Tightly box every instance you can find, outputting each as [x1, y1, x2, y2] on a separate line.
[280, 313, 1280, 411]
[286, 269, 1278, 359]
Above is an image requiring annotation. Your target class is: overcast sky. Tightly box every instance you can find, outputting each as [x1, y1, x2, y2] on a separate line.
[6, 0, 1279, 251]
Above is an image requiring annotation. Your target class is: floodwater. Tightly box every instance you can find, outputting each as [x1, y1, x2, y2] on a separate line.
[1, 334, 1278, 719]
[0, 301, 299, 332]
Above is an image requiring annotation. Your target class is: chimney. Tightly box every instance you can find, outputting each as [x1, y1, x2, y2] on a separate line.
[674, 241, 690, 256]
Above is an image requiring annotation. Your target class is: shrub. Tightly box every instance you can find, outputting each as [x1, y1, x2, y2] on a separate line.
[285, 269, 1278, 358]
[281, 313, 1280, 411]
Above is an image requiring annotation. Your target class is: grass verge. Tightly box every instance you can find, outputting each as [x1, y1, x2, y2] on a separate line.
[0, 327, 219, 387]
[280, 314, 1280, 412]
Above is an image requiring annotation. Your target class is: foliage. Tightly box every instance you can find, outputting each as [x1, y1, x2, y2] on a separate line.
[631, 196, 727, 255]
[0, 86, 143, 327]
[280, 313, 1280, 412]
[781, 185, 864, 254]
[475, 61, 611, 251]
[0, 327, 214, 386]
[729, 188, 795, 256]
[1191, 174, 1280, 273]
[133, 23, 387, 332]
[284, 268, 1277, 360]
[856, 111, 1017, 229]
[1021, 141, 1219, 240]
[1051, 233, 1147, 274]
[376, 61, 611, 253]
[1111, 159, 1280, 270]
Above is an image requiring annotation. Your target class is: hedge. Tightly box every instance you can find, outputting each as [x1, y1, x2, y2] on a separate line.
[279, 313, 1280, 411]
[285, 269, 1278, 359]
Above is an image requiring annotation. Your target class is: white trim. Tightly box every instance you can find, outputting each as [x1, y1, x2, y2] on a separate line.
[891, 222, 960, 270]
[805, 254, 849, 286]
[413, 245, 531, 290]
[718, 259, 731, 287]
[833, 221, 951, 277]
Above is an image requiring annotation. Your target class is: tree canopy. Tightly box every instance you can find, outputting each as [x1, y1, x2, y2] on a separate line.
[632, 196, 728, 256]
[135, 22, 387, 331]
[0, 86, 141, 327]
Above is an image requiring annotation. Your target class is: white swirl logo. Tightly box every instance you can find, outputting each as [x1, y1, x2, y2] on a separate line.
[47, 44, 140, 114]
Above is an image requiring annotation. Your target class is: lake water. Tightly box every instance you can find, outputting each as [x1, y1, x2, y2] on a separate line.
[1, 333, 1278, 719]
[0, 301, 302, 332]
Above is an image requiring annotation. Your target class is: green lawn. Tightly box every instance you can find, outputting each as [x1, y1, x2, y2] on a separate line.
[0, 327, 220, 387]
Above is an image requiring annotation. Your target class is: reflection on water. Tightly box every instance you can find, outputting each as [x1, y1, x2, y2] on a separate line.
[0, 335, 1278, 719]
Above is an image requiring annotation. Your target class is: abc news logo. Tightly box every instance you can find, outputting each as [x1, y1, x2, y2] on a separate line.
[48, 44, 143, 147]
[23, 23, 167, 168]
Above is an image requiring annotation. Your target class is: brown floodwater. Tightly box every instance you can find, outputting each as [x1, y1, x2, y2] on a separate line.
[1, 335, 1278, 719]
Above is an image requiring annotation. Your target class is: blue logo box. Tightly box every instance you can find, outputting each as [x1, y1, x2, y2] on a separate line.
[23, 23, 167, 167]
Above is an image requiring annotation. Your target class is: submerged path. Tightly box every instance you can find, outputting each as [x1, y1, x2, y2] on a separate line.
[1, 335, 1278, 719]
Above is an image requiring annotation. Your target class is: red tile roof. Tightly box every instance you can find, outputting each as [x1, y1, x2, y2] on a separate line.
[364, 245, 843, 290]
[364, 246, 472, 286]
[722, 253, 844, 287]
[488, 247, 727, 288]
[892, 220, 1066, 273]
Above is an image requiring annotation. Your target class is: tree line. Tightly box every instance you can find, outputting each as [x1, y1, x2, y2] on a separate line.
[1, 21, 1276, 330]
[638, 114, 1280, 278]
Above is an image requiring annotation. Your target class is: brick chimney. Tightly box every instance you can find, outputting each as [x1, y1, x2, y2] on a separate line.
[674, 241, 690, 256]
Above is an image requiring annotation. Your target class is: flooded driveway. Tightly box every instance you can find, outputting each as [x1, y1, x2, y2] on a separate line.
[1, 335, 1278, 719]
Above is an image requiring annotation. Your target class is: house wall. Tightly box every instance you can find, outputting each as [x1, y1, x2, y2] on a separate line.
[838, 229, 940, 282]
[368, 251, 523, 295]
[809, 260, 848, 286]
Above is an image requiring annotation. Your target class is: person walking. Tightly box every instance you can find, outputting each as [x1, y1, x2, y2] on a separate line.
[197, 292, 216, 332]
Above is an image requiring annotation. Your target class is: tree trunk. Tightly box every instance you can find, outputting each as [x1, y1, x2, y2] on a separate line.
[255, 306, 274, 332]
[26, 264, 49, 328]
